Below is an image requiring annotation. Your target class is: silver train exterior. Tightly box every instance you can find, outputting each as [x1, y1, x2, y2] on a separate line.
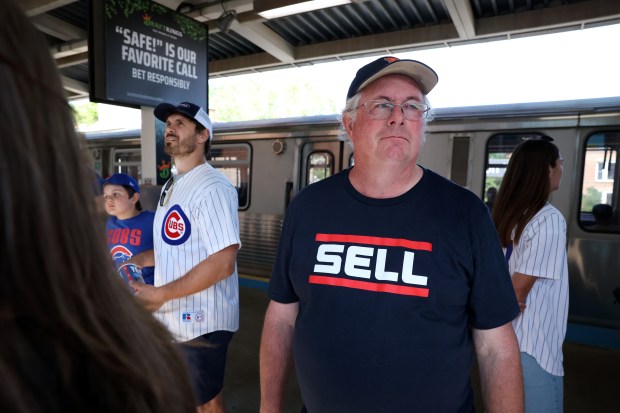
[86, 97, 620, 349]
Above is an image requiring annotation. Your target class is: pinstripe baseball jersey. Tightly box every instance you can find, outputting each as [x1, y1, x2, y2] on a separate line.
[154, 162, 240, 342]
[509, 203, 569, 376]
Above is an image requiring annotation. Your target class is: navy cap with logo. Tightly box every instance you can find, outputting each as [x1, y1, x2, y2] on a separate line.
[346, 56, 439, 100]
[103, 173, 140, 194]
[154, 101, 213, 140]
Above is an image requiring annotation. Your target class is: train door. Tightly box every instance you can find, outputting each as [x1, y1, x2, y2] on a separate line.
[299, 139, 353, 191]
[568, 129, 620, 344]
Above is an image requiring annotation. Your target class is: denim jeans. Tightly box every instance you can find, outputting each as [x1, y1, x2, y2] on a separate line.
[521, 352, 564, 413]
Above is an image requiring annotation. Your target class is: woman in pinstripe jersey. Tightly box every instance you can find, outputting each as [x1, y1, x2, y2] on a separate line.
[493, 137, 569, 413]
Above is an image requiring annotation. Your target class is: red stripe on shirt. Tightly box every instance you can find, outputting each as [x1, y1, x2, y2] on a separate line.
[315, 233, 432, 251]
[309, 275, 429, 297]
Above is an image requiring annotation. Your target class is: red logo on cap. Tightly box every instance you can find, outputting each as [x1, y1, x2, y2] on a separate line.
[384, 57, 399, 63]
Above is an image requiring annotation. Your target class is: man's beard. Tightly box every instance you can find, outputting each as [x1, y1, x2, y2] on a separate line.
[164, 135, 197, 156]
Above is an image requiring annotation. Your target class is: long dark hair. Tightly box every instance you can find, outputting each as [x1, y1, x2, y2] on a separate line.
[492, 138, 561, 246]
[0, 1, 195, 411]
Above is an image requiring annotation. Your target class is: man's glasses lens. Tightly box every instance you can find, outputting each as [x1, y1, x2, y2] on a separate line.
[362, 100, 429, 120]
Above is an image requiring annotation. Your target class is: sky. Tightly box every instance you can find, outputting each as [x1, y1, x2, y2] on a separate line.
[81, 22, 620, 130]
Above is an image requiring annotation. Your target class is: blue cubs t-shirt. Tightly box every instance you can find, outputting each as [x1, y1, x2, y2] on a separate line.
[106, 210, 155, 285]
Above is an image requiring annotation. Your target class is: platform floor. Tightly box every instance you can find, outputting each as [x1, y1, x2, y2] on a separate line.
[224, 286, 620, 413]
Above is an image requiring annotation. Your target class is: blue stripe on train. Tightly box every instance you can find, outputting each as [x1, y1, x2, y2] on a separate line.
[239, 276, 269, 291]
[566, 323, 620, 350]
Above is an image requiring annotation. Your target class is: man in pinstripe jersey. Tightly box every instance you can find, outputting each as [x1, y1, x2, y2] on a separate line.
[133, 102, 241, 413]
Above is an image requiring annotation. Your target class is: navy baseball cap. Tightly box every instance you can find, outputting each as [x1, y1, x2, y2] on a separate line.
[346, 56, 438, 99]
[103, 173, 140, 194]
[154, 101, 213, 140]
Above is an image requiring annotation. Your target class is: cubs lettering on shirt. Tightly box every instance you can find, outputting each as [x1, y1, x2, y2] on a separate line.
[107, 228, 143, 246]
[311, 233, 431, 297]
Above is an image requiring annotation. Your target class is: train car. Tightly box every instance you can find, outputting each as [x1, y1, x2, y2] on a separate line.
[85, 97, 620, 349]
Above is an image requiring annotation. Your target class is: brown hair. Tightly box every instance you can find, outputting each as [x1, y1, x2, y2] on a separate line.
[0, 1, 195, 411]
[124, 185, 144, 211]
[492, 138, 561, 246]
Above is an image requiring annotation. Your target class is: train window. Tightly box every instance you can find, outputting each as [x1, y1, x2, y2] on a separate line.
[111, 148, 141, 180]
[483, 133, 541, 211]
[306, 151, 334, 185]
[579, 132, 620, 232]
[208, 143, 251, 210]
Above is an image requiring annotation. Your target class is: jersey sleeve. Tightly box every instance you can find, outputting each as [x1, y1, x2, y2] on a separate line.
[193, 183, 241, 256]
[514, 210, 566, 281]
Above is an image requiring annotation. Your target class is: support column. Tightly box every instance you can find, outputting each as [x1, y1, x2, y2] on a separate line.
[140, 106, 157, 186]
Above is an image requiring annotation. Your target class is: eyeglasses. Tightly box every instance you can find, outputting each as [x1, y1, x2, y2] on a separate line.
[354, 100, 430, 121]
[159, 177, 175, 207]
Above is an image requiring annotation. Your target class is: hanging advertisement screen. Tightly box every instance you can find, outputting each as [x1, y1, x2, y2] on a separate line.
[89, 0, 208, 109]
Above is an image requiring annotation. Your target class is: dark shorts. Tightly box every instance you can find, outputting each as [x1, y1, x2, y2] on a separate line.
[178, 330, 235, 405]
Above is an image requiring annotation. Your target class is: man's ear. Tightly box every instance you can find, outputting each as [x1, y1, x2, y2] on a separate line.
[343, 112, 356, 142]
[197, 129, 209, 144]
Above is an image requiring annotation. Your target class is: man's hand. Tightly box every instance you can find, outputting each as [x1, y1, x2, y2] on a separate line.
[131, 282, 166, 312]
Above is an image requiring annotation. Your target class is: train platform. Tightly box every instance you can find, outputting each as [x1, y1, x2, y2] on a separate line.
[224, 283, 620, 412]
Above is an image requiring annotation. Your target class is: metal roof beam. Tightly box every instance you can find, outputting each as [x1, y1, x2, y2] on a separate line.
[31, 13, 86, 40]
[476, 0, 620, 36]
[208, 23, 459, 75]
[229, 20, 295, 63]
[56, 51, 88, 68]
[443, 0, 476, 39]
[19, 0, 77, 17]
[186, 0, 255, 22]
[51, 39, 88, 59]
[61, 75, 88, 96]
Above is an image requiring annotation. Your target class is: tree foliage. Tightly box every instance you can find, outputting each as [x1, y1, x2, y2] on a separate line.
[208, 73, 342, 122]
[581, 186, 602, 211]
[71, 101, 99, 127]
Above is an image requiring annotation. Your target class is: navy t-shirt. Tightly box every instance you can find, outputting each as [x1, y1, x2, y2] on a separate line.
[268, 167, 519, 413]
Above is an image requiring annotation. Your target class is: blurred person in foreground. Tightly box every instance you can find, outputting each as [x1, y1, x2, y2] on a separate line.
[132, 101, 241, 413]
[492, 137, 568, 413]
[103, 173, 155, 286]
[259, 56, 524, 413]
[0, 1, 195, 411]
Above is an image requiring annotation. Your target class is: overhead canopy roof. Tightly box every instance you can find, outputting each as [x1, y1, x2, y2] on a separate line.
[21, 0, 620, 100]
